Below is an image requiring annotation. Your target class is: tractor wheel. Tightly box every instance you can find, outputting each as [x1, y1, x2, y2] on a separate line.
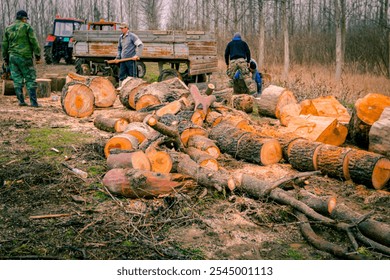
[136, 61, 146, 78]
[44, 46, 53, 64]
[157, 69, 182, 82]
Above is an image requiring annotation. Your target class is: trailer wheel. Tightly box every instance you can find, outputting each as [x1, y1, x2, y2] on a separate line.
[75, 58, 90, 75]
[157, 69, 182, 82]
[137, 61, 146, 78]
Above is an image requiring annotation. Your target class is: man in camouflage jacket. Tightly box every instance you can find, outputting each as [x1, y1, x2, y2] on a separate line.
[2, 10, 41, 107]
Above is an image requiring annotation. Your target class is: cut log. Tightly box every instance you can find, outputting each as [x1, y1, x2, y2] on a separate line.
[287, 139, 323, 171]
[106, 150, 151, 170]
[369, 107, 390, 158]
[94, 114, 129, 133]
[156, 98, 187, 117]
[282, 115, 348, 146]
[213, 88, 233, 105]
[66, 71, 89, 83]
[124, 122, 159, 144]
[104, 134, 139, 158]
[231, 94, 254, 113]
[185, 147, 219, 171]
[177, 120, 208, 147]
[102, 168, 194, 198]
[279, 103, 302, 126]
[187, 135, 221, 159]
[44, 74, 66, 92]
[276, 134, 305, 162]
[205, 83, 215, 95]
[2, 80, 15, 95]
[347, 150, 390, 190]
[205, 111, 223, 127]
[348, 93, 390, 149]
[190, 109, 207, 126]
[316, 144, 353, 180]
[209, 123, 282, 165]
[300, 96, 351, 124]
[36, 78, 51, 98]
[111, 110, 150, 123]
[119, 77, 149, 109]
[145, 146, 173, 173]
[61, 82, 95, 118]
[87, 76, 117, 107]
[256, 85, 297, 119]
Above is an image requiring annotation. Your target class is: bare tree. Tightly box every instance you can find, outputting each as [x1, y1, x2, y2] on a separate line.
[139, 0, 163, 30]
[282, 0, 290, 80]
[334, 0, 346, 81]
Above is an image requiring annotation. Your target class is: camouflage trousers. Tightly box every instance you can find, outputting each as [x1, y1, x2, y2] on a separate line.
[9, 55, 37, 90]
[226, 58, 257, 94]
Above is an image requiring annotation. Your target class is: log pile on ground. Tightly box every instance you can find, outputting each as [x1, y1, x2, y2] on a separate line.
[86, 77, 390, 259]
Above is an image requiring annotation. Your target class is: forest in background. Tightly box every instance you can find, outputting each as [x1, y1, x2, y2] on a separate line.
[1, 0, 390, 79]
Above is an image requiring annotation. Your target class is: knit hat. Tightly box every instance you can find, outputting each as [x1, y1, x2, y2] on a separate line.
[233, 32, 241, 39]
[16, 10, 29, 20]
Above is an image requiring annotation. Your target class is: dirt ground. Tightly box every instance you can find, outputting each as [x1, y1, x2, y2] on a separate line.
[0, 63, 389, 260]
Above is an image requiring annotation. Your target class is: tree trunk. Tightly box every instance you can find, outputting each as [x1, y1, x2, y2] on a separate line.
[61, 82, 95, 118]
[316, 144, 352, 180]
[288, 139, 323, 171]
[124, 122, 160, 144]
[185, 147, 219, 171]
[119, 77, 149, 109]
[231, 94, 254, 113]
[187, 135, 221, 159]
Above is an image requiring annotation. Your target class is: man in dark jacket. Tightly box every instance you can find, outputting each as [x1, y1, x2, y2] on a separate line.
[224, 32, 256, 94]
[2, 10, 41, 107]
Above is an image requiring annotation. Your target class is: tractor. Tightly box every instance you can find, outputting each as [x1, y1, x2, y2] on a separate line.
[44, 15, 86, 64]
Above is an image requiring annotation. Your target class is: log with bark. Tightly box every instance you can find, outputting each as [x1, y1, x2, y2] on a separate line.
[255, 85, 298, 119]
[36, 78, 52, 98]
[187, 135, 221, 159]
[185, 147, 219, 171]
[347, 149, 390, 190]
[102, 168, 195, 198]
[44, 73, 66, 92]
[300, 96, 351, 125]
[145, 145, 174, 173]
[61, 82, 95, 118]
[2, 80, 15, 95]
[209, 123, 282, 165]
[287, 139, 323, 171]
[278, 103, 301, 126]
[348, 93, 390, 149]
[316, 144, 352, 181]
[106, 150, 151, 170]
[87, 76, 117, 107]
[104, 134, 139, 158]
[124, 122, 160, 144]
[369, 106, 390, 158]
[94, 114, 129, 133]
[231, 94, 254, 113]
[118, 77, 148, 109]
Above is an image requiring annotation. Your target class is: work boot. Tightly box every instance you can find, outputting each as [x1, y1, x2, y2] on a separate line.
[15, 87, 28, 106]
[28, 88, 41, 107]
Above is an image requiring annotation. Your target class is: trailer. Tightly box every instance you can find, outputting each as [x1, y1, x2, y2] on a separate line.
[72, 24, 218, 84]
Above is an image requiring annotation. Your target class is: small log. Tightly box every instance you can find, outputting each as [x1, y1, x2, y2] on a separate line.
[348, 93, 390, 149]
[111, 110, 150, 123]
[300, 96, 351, 124]
[369, 107, 390, 158]
[106, 150, 151, 170]
[94, 114, 129, 133]
[102, 168, 194, 198]
[231, 94, 254, 113]
[205, 83, 216, 95]
[316, 144, 353, 180]
[2, 80, 15, 95]
[104, 134, 139, 158]
[205, 111, 223, 127]
[256, 85, 297, 119]
[119, 77, 149, 109]
[44, 74, 66, 92]
[61, 82, 95, 118]
[187, 135, 221, 159]
[156, 98, 186, 117]
[347, 150, 390, 190]
[282, 115, 348, 146]
[185, 147, 219, 171]
[213, 88, 233, 104]
[287, 139, 323, 171]
[36, 78, 51, 98]
[177, 120, 208, 147]
[145, 146, 173, 173]
[88, 76, 117, 107]
[190, 109, 207, 126]
[124, 122, 159, 143]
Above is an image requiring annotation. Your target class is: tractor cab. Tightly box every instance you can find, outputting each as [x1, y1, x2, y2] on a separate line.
[44, 15, 85, 64]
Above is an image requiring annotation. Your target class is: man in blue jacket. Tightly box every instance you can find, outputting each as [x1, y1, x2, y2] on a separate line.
[224, 32, 256, 94]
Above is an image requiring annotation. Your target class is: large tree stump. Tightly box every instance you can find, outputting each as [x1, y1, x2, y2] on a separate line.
[369, 107, 390, 158]
[61, 82, 95, 118]
[347, 150, 390, 190]
[255, 85, 297, 119]
[287, 139, 323, 171]
[88, 76, 117, 107]
[107, 150, 151, 170]
[94, 114, 129, 133]
[104, 134, 139, 158]
[348, 93, 390, 149]
[300, 96, 351, 124]
[119, 77, 149, 109]
[282, 115, 348, 146]
[102, 168, 194, 198]
[316, 144, 353, 180]
[2, 80, 15, 95]
[36, 79, 51, 98]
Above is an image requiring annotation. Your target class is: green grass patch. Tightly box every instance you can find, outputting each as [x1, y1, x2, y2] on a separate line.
[25, 127, 92, 158]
